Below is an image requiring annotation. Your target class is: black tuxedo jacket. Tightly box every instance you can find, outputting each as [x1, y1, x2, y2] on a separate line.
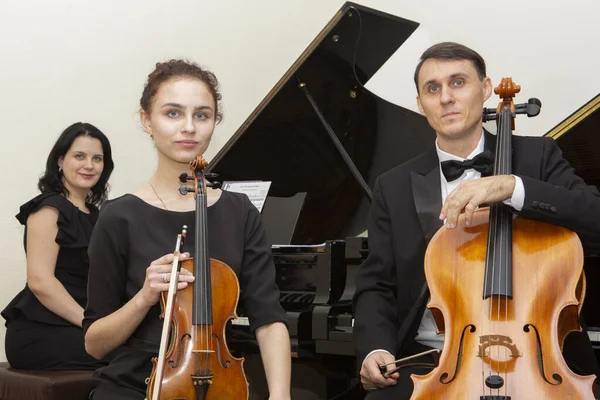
[353, 130, 600, 376]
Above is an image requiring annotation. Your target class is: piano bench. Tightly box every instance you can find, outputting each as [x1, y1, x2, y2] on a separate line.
[0, 362, 95, 400]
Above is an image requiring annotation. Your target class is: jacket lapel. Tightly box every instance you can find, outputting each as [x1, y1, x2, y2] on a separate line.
[411, 148, 443, 244]
[412, 130, 496, 242]
[484, 129, 497, 153]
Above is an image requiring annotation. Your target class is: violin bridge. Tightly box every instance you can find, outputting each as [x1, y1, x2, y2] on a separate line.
[192, 374, 214, 386]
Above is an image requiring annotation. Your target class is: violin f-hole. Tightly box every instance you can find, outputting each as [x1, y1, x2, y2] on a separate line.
[168, 333, 191, 368]
[212, 333, 232, 369]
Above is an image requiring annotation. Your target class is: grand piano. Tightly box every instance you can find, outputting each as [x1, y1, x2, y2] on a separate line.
[207, 1, 600, 398]
[207, 2, 434, 399]
[545, 94, 600, 359]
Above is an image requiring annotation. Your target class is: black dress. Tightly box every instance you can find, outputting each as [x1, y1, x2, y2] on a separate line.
[1, 192, 108, 370]
[83, 191, 287, 399]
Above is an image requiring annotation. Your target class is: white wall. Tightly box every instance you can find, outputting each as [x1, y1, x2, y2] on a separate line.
[0, 0, 598, 362]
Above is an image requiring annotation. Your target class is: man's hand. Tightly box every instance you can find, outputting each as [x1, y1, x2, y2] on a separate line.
[360, 351, 399, 391]
[440, 175, 516, 229]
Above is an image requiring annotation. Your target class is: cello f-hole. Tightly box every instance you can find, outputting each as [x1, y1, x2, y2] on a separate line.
[440, 324, 477, 384]
[523, 324, 563, 386]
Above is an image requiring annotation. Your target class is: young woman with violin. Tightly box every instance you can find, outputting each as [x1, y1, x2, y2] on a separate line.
[83, 59, 291, 399]
[2, 122, 114, 370]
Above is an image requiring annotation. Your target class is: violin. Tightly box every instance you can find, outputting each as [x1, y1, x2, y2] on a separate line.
[410, 78, 596, 399]
[146, 155, 249, 400]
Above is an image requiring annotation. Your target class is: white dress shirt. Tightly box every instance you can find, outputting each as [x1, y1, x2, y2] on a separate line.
[363, 132, 525, 366]
[414, 132, 525, 348]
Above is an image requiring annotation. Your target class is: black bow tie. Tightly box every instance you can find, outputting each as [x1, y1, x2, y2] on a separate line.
[440, 150, 494, 182]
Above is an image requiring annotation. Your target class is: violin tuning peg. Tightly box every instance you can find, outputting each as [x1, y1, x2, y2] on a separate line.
[179, 185, 194, 195]
[207, 181, 222, 189]
[205, 172, 219, 179]
[179, 173, 194, 182]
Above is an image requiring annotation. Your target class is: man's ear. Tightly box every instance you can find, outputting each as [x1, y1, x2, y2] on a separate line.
[416, 96, 425, 115]
[140, 110, 152, 137]
[483, 76, 493, 102]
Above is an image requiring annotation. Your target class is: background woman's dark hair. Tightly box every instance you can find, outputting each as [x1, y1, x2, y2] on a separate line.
[414, 42, 487, 93]
[140, 59, 223, 123]
[38, 122, 114, 206]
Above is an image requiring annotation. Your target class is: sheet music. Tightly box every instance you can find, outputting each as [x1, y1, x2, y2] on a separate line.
[221, 181, 271, 213]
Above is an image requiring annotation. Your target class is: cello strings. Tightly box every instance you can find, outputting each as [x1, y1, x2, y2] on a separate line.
[500, 111, 508, 397]
[497, 109, 512, 397]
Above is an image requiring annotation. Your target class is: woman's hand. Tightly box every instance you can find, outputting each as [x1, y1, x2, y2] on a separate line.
[137, 252, 195, 309]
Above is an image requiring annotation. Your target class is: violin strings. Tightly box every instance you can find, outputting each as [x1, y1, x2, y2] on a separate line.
[204, 180, 212, 375]
[201, 177, 214, 376]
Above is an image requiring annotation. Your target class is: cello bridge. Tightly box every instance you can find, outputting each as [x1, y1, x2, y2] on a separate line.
[477, 334, 521, 359]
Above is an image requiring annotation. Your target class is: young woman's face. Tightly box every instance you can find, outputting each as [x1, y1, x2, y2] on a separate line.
[141, 77, 217, 164]
[58, 135, 105, 193]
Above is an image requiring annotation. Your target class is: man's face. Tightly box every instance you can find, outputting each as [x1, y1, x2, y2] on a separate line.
[416, 58, 492, 142]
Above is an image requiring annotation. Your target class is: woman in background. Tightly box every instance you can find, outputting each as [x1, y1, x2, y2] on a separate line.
[2, 122, 114, 370]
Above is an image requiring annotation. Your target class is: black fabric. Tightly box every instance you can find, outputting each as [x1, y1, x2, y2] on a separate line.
[83, 191, 286, 400]
[2, 193, 98, 326]
[353, 131, 600, 386]
[4, 319, 103, 371]
[363, 366, 433, 399]
[1, 192, 104, 371]
[440, 149, 494, 182]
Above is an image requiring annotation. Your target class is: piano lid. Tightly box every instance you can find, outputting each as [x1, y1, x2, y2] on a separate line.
[208, 2, 436, 244]
[545, 93, 600, 190]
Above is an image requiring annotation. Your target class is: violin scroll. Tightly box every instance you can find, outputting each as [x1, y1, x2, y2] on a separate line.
[179, 155, 221, 195]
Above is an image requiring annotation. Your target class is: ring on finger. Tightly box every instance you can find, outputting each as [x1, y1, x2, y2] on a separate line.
[162, 272, 168, 283]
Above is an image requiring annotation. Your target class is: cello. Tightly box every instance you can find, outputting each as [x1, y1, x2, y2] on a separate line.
[145, 155, 249, 400]
[410, 78, 596, 399]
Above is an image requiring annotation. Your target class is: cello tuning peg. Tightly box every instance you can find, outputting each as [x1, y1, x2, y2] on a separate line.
[526, 98, 541, 117]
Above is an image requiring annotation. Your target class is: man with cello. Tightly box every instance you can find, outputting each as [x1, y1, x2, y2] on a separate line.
[353, 41, 600, 399]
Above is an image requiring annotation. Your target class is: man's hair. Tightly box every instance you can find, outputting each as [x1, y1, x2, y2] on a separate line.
[414, 42, 487, 93]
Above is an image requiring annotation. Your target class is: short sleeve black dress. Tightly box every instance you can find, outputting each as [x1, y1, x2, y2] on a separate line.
[83, 191, 286, 399]
[2, 192, 109, 370]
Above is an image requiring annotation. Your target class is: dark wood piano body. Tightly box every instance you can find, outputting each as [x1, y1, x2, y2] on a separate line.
[545, 94, 600, 359]
[208, 2, 434, 398]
